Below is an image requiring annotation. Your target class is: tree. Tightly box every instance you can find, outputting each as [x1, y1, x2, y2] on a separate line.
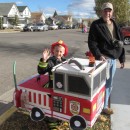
[45, 18, 51, 25]
[0, 17, 3, 29]
[53, 10, 58, 18]
[94, 0, 130, 25]
[94, 0, 110, 17]
[113, 0, 130, 25]
[10, 15, 19, 26]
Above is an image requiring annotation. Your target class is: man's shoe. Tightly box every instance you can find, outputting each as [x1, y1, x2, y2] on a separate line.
[97, 115, 107, 122]
[103, 108, 113, 115]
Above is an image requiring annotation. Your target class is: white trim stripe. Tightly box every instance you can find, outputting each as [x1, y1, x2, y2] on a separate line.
[46, 95, 49, 107]
[24, 104, 52, 115]
[41, 94, 43, 106]
[53, 115, 68, 121]
[64, 98, 67, 113]
[53, 112, 71, 120]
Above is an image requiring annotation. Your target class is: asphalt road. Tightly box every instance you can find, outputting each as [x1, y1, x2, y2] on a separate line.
[0, 29, 130, 96]
[0, 29, 88, 96]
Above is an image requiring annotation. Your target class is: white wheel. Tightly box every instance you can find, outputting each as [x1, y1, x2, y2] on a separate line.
[124, 37, 130, 45]
[70, 115, 87, 130]
[30, 107, 45, 121]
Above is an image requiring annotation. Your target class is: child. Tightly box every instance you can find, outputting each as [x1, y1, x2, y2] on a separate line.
[37, 40, 68, 88]
[84, 26, 87, 33]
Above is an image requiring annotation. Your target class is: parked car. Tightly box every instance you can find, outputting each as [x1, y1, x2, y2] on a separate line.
[49, 24, 58, 30]
[121, 26, 130, 45]
[15, 24, 26, 30]
[32, 23, 48, 31]
[72, 25, 78, 29]
[65, 25, 72, 29]
[23, 24, 34, 32]
[59, 25, 66, 29]
[2, 24, 13, 29]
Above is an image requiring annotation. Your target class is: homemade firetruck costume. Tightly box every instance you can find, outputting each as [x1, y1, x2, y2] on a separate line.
[37, 40, 68, 88]
[13, 57, 107, 129]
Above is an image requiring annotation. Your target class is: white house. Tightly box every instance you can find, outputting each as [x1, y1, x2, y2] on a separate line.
[0, 3, 31, 28]
[0, 3, 20, 28]
[17, 6, 31, 25]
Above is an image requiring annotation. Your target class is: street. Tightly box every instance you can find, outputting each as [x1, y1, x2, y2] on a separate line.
[0, 29, 130, 96]
[0, 29, 88, 96]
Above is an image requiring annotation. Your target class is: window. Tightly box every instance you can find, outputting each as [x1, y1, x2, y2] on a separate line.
[93, 68, 106, 94]
[101, 68, 106, 84]
[68, 75, 90, 96]
[93, 73, 100, 91]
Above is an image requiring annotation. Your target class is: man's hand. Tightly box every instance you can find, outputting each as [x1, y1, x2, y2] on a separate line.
[120, 63, 124, 69]
[42, 49, 51, 62]
[100, 56, 107, 62]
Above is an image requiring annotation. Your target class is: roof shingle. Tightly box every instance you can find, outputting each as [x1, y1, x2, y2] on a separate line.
[0, 3, 16, 16]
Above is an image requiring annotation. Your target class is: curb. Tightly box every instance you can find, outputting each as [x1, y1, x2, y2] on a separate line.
[0, 106, 17, 125]
[0, 31, 21, 33]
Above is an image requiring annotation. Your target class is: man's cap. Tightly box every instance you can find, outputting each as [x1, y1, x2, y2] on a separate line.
[51, 40, 68, 56]
[101, 2, 113, 10]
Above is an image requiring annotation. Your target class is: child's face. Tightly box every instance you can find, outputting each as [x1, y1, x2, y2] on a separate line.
[53, 45, 65, 59]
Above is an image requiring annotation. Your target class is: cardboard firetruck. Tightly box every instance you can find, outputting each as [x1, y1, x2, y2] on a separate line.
[13, 57, 107, 130]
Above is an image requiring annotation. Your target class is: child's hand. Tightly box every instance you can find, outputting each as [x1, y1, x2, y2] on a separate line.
[42, 49, 51, 62]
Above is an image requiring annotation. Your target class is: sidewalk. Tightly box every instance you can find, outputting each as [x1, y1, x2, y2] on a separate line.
[111, 61, 130, 130]
[0, 88, 14, 115]
[0, 29, 21, 33]
[0, 61, 130, 129]
[0, 88, 15, 125]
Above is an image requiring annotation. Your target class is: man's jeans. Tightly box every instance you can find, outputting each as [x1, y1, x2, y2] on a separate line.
[104, 59, 116, 109]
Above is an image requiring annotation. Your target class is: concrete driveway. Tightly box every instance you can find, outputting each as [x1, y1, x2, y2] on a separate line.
[111, 65, 130, 130]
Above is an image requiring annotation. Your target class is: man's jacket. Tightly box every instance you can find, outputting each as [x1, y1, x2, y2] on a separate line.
[88, 18, 125, 63]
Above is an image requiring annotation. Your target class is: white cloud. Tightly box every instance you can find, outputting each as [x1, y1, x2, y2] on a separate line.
[38, 0, 97, 19]
[43, 7, 57, 17]
[43, 8, 68, 18]
[67, 0, 97, 18]
[16, 1, 23, 5]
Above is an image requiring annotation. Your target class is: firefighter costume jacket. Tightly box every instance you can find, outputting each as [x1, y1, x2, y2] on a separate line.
[37, 56, 66, 87]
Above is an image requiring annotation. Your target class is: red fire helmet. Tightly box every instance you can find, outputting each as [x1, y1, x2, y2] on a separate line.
[51, 40, 68, 56]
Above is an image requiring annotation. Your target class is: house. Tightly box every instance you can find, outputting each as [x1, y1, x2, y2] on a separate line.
[31, 12, 46, 24]
[46, 11, 73, 27]
[0, 3, 31, 29]
[17, 6, 31, 25]
[46, 17, 60, 25]
[0, 2, 20, 28]
[59, 15, 73, 27]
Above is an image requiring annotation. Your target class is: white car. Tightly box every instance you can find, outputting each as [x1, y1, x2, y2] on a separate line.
[49, 24, 58, 30]
[32, 23, 48, 31]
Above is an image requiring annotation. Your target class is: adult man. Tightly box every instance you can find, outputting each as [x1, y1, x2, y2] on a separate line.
[88, 2, 125, 120]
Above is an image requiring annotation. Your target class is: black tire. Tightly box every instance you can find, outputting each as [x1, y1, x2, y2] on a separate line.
[70, 115, 87, 130]
[30, 107, 45, 121]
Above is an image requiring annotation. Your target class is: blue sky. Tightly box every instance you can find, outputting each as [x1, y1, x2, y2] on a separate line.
[0, 0, 97, 18]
